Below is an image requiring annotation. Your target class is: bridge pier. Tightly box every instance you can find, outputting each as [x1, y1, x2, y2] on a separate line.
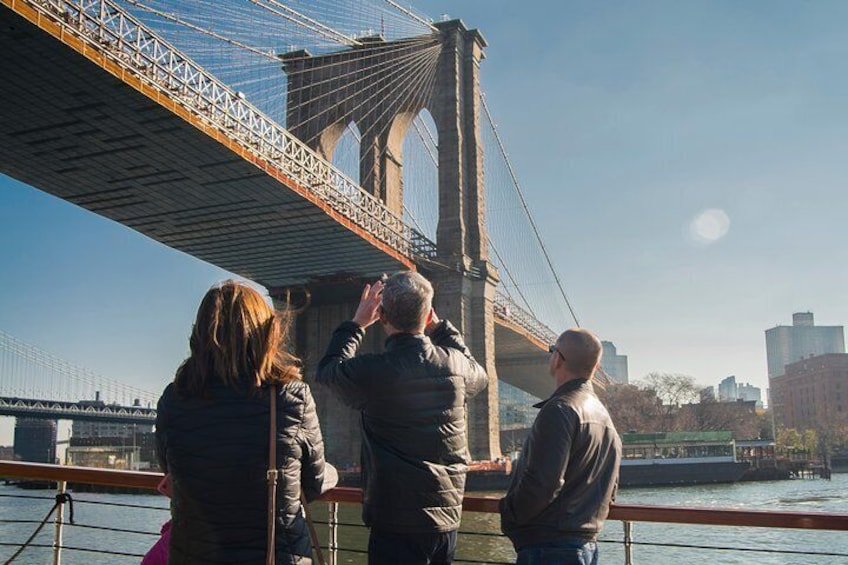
[272, 281, 384, 469]
[280, 19, 502, 461]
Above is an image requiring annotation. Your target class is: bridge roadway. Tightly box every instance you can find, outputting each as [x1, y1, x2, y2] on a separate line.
[0, 0, 556, 402]
[0, 396, 156, 424]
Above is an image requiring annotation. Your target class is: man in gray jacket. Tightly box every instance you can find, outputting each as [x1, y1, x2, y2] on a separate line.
[316, 271, 488, 565]
[500, 328, 621, 565]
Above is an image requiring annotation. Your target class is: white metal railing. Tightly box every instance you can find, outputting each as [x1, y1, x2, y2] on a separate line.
[494, 292, 558, 346]
[21, 0, 436, 259]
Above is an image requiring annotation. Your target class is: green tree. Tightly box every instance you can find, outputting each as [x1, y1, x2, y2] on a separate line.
[777, 428, 803, 455]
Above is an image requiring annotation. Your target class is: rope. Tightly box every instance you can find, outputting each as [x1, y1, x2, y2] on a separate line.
[0, 542, 146, 558]
[68, 498, 168, 511]
[51, 521, 160, 537]
[2, 492, 73, 565]
[0, 493, 54, 502]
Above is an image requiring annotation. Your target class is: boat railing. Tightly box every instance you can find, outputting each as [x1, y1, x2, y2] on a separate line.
[1, 460, 848, 564]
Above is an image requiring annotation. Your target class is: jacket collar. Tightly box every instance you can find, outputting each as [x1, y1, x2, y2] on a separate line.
[385, 332, 427, 351]
[533, 378, 592, 409]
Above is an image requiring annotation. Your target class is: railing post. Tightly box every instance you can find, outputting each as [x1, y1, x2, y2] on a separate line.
[328, 501, 338, 565]
[623, 520, 633, 565]
[52, 480, 67, 565]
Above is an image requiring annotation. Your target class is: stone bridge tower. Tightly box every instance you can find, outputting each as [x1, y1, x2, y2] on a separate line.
[279, 20, 501, 462]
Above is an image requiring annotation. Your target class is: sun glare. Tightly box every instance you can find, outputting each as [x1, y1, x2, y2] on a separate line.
[689, 208, 730, 245]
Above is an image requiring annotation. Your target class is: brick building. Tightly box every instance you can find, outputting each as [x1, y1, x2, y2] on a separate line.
[770, 353, 848, 431]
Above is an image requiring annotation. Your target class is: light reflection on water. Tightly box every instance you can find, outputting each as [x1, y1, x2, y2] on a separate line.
[1, 474, 846, 564]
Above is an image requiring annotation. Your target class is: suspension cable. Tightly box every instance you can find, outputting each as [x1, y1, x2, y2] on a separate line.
[479, 92, 581, 327]
[124, 0, 278, 60]
[381, 0, 438, 32]
[244, 0, 361, 46]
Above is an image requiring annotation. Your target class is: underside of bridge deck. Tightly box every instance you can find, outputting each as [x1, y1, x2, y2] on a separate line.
[494, 321, 556, 400]
[0, 5, 409, 288]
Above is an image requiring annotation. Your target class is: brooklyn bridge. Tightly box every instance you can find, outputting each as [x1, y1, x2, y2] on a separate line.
[0, 0, 594, 464]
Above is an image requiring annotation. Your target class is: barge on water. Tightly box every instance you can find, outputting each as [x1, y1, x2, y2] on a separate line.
[466, 431, 751, 491]
[619, 431, 749, 488]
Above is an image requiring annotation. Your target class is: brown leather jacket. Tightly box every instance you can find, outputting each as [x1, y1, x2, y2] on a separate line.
[500, 379, 621, 548]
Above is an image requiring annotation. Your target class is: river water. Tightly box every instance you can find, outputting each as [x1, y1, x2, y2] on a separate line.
[1, 474, 846, 564]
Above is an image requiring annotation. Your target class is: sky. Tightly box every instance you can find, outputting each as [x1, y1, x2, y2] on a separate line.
[3, 1, 848, 443]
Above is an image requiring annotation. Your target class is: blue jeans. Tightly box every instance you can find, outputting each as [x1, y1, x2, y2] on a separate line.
[515, 539, 599, 565]
[367, 529, 457, 565]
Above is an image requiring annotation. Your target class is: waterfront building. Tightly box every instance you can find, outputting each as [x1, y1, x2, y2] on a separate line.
[67, 432, 158, 470]
[72, 418, 152, 439]
[765, 312, 845, 378]
[601, 341, 629, 384]
[770, 353, 848, 432]
[64, 445, 145, 470]
[13, 418, 57, 464]
[71, 396, 153, 439]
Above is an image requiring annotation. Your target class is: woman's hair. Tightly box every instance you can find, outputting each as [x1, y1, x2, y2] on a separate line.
[174, 281, 301, 396]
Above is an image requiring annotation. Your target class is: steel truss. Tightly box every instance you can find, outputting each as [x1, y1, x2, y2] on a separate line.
[23, 0, 436, 259]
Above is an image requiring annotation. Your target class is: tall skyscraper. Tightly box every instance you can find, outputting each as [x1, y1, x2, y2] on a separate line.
[718, 375, 738, 401]
[14, 418, 57, 464]
[737, 383, 762, 406]
[765, 312, 845, 377]
[717, 375, 762, 407]
[601, 341, 629, 384]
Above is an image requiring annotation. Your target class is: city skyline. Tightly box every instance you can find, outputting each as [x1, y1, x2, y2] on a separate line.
[3, 1, 848, 443]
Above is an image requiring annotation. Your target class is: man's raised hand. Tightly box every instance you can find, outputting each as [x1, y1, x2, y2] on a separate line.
[352, 279, 384, 329]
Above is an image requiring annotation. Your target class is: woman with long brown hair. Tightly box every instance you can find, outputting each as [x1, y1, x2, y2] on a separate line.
[155, 281, 335, 564]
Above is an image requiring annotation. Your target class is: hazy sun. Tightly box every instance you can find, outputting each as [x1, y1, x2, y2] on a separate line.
[689, 208, 730, 244]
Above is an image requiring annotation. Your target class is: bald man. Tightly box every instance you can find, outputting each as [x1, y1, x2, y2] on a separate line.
[499, 328, 621, 565]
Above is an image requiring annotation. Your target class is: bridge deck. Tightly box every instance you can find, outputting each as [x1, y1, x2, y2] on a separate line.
[494, 320, 555, 400]
[0, 4, 409, 288]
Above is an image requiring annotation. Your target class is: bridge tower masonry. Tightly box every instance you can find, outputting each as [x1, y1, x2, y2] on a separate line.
[278, 20, 502, 462]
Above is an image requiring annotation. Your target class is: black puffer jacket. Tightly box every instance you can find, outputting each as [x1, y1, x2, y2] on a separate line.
[155, 380, 333, 564]
[315, 320, 488, 533]
[500, 379, 621, 549]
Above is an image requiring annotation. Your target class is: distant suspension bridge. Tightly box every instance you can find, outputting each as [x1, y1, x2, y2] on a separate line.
[0, 330, 157, 423]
